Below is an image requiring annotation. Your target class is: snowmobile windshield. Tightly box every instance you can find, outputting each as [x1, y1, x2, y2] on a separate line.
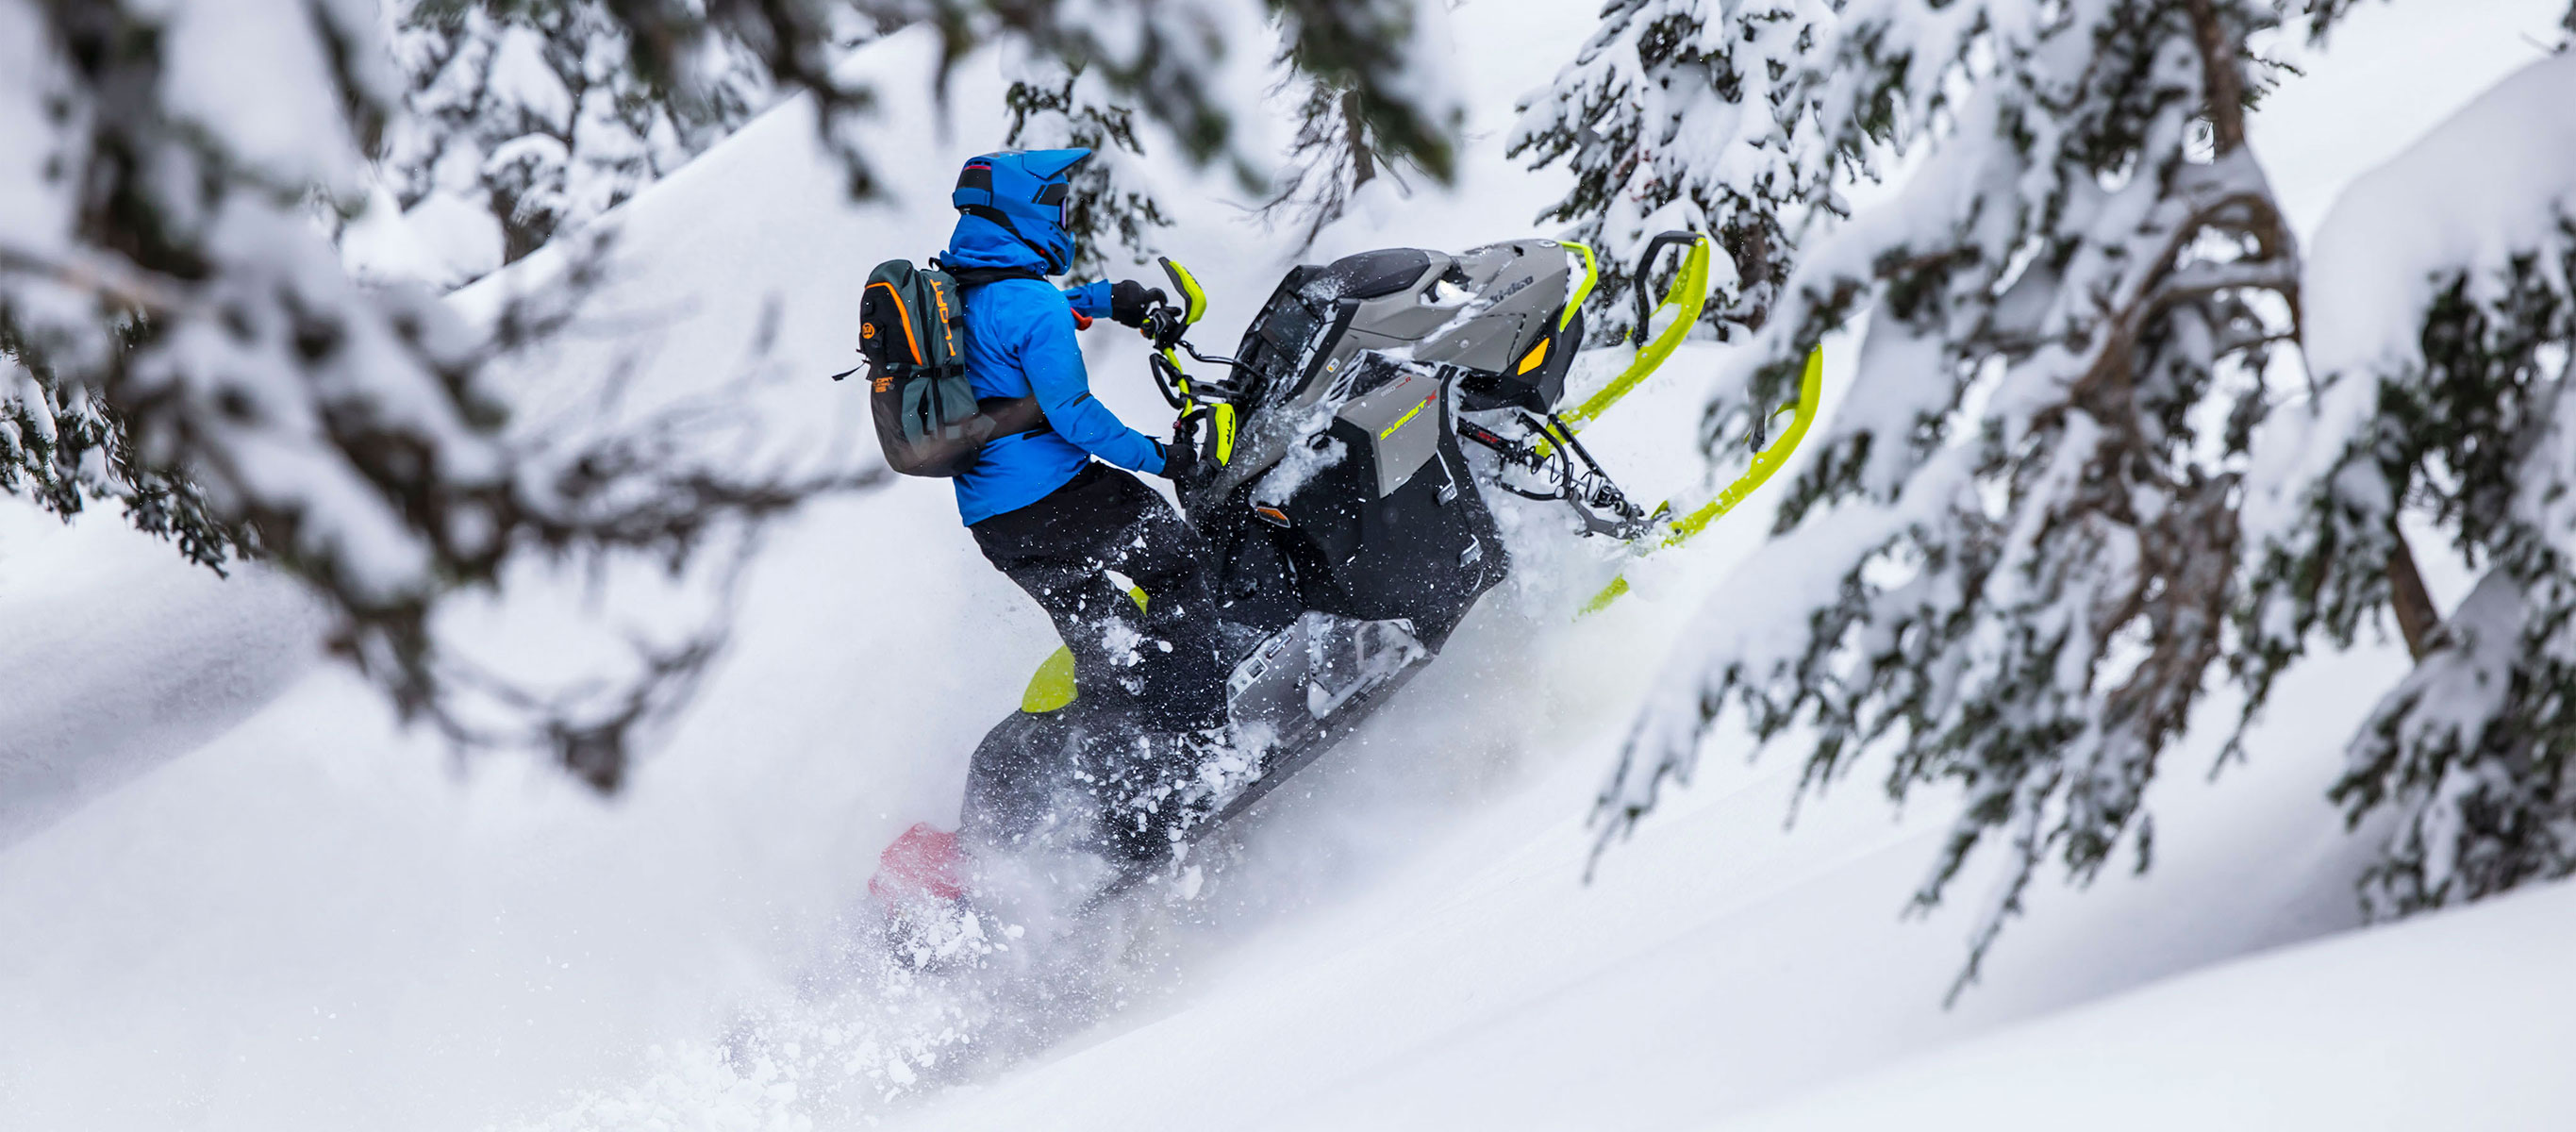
[1237, 279, 1335, 406]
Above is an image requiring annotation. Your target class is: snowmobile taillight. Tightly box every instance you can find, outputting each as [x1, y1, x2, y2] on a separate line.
[870, 822, 967, 904]
[1253, 505, 1291, 527]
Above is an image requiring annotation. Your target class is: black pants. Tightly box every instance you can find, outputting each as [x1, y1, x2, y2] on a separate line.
[972, 463, 1229, 729]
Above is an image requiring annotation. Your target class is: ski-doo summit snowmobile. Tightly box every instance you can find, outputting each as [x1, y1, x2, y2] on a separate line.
[904, 233, 1822, 911]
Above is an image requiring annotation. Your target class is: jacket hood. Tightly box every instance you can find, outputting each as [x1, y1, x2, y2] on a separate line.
[944, 213, 1052, 274]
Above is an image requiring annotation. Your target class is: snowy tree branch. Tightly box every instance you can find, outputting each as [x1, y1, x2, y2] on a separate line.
[1588, 0, 2354, 995]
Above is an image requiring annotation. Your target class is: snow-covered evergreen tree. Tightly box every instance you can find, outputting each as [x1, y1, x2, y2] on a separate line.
[1256, 0, 1462, 247]
[2, 346, 244, 570]
[1255, 74, 1418, 248]
[0, 0, 875, 791]
[2244, 44, 2576, 922]
[1590, 0, 2576, 991]
[1261, 0, 1463, 192]
[1002, 0, 1468, 265]
[1591, 0, 2329, 993]
[1256, 78, 1377, 247]
[384, 0, 773, 276]
[1510, 0, 1838, 343]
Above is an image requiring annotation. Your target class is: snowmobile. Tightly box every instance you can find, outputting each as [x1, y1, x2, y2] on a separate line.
[874, 232, 1824, 926]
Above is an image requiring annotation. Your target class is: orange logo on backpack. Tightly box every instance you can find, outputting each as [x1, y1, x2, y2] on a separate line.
[861, 323, 877, 340]
[873, 374, 893, 393]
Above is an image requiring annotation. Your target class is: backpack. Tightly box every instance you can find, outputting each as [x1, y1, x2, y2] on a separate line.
[850, 259, 1045, 476]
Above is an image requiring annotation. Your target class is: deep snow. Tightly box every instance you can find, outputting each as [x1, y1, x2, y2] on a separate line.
[1710, 876, 2576, 1132]
[3, 2, 2573, 1130]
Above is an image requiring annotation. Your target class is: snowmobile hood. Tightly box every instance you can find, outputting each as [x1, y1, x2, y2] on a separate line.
[1186, 239, 1584, 511]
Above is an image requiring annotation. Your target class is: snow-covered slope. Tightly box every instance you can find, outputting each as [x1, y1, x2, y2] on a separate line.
[3, 4, 2571, 1131]
[1708, 876, 2576, 1132]
[0, 508, 322, 850]
[882, 635, 2401, 1132]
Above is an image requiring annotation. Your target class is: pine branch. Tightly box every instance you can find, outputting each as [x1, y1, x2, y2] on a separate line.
[0, 243, 188, 317]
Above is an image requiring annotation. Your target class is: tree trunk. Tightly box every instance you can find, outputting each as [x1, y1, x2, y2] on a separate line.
[2186, 0, 2440, 658]
[2183, 0, 2249, 155]
[1341, 89, 1375, 189]
[2386, 529, 2438, 660]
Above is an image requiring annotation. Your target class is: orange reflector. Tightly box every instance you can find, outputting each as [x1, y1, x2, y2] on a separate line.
[1253, 506, 1290, 527]
[1517, 337, 1551, 375]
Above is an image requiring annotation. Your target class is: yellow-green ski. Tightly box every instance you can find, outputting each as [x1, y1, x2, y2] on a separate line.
[1582, 344, 1825, 615]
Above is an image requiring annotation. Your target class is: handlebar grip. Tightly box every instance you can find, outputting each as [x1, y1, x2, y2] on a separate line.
[1145, 307, 1188, 351]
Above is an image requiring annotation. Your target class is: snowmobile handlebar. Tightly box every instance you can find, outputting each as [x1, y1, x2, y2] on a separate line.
[1141, 305, 1190, 352]
[1140, 301, 1246, 410]
[1145, 332, 1246, 408]
[1135, 254, 1250, 409]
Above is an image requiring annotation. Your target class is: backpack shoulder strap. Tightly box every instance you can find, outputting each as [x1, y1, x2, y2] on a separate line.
[978, 395, 1048, 438]
[940, 262, 1049, 289]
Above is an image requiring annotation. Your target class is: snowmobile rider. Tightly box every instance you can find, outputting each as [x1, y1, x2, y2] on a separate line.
[943, 147, 1230, 733]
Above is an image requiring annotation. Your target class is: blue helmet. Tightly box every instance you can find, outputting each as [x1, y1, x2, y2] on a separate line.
[953, 148, 1092, 275]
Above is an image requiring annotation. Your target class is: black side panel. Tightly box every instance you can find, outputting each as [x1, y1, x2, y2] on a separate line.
[1274, 413, 1507, 648]
[1195, 412, 1505, 650]
[1205, 508, 1305, 636]
[1458, 307, 1582, 414]
[1279, 422, 1372, 567]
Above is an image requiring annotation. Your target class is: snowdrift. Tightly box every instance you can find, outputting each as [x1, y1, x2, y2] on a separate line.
[1708, 877, 2576, 1132]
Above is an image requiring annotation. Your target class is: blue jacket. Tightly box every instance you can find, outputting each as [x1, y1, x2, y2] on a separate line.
[943, 214, 1167, 524]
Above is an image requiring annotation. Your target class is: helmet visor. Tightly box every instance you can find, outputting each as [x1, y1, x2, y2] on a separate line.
[1035, 180, 1071, 227]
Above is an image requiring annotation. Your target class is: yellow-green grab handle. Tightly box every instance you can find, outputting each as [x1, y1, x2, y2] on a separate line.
[1557, 235, 1712, 433]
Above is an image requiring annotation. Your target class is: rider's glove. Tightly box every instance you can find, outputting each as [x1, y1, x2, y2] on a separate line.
[1155, 438, 1201, 484]
[1110, 279, 1168, 329]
